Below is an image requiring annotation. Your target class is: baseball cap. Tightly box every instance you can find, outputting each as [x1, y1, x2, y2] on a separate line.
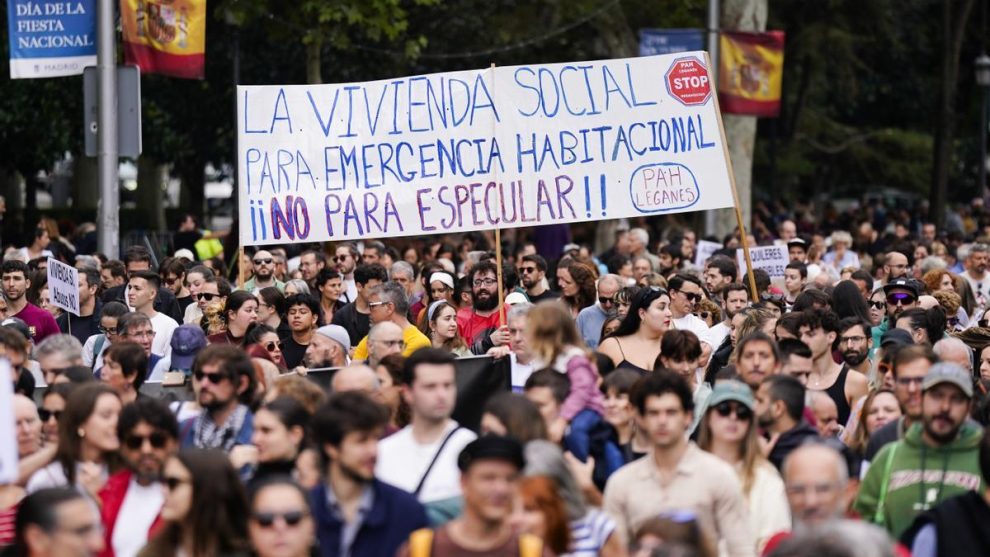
[922, 362, 973, 398]
[786, 238, 807, 248]
[315, 325, 351, 353]
[170, 325, 208, 371]
[173, 248, 196, 261]
[505, 292, 529, 305]
[1, 317, 31, 343]
[880, 328, 914, 348]
[706, 380, 755, 411]
[882, 278, 921, 297]
[457, 436, 525, 472]
[562, 243, 580, 255]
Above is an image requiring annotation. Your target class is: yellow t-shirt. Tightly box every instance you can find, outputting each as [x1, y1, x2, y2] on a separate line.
[352, 324, 432, 360]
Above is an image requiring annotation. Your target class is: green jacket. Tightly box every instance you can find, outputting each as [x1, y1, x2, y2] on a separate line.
[854, 421, 984, 538]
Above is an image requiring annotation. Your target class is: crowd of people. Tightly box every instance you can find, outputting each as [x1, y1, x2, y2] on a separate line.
[4, 207, 990, 557]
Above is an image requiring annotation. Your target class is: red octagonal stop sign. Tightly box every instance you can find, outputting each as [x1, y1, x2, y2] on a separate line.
[664, 57, 712, 107]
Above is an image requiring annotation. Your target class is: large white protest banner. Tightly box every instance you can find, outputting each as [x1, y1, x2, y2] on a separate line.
[47, 257, 80, 315]
[0, 360, 17, 484]
[736, 244, 789, 279]
[237, 53, 735, 245]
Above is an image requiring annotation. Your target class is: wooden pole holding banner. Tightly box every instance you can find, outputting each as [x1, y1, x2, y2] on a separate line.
[237, 247, 247, 290]
[490, 63, 506, 327]
[704, 52, 759, 303]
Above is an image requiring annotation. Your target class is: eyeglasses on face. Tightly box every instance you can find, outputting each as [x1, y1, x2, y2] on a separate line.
[368, 301, 390, 308]
[193, 371, 228, 384]
[886, 293, 916, 306]
[252, 510, 309, 528]
[677, 290, 702, 303]
[265, 341, 282, 352]
[197, 292, 219, 301]
[598, 296, 615, 306]
[124, 431, 169, 450]
[473, 278, 498, 287]
[253, 258, 273, 265]
[869, 301, 887, 310]
[38, 409, 62, 422]
[519, 266, 538, 274]
[713, 401, 752, 421]
[99, 325, 118, 335]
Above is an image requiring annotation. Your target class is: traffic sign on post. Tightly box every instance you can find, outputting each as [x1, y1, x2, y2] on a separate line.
[664, 56, 712, 107]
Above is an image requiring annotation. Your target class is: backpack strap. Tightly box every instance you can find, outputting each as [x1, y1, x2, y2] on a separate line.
[872, 442, 899, 526]
[92, 334, 106, 370]
[408, 528, 434, 557]
[518, 533, 543, 557]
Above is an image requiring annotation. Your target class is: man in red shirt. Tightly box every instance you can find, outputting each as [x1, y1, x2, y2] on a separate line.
[455, 261, 510, 352]
[2, 259, 59, 344]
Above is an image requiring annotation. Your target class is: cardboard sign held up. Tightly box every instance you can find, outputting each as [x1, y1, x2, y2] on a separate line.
[47, 257, 80, 315]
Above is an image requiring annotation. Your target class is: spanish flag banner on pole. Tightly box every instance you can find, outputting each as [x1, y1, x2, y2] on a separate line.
[718, 31, 785, 117]
[120, 0, 206, 79]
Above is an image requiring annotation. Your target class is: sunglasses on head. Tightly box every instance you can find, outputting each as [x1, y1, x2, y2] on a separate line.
[193, 370, 228, 384]
[38, 409, 62, 422]
[886, 293, 916, 306]
[124, 431, 169, 450]
[197, 293, 218, 301]
[869, 300, 887, 310]
[713, 401, 752, 421]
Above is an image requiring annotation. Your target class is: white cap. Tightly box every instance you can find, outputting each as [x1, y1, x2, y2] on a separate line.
[174, 248, 195, 261]
[315, 325, 351, 352]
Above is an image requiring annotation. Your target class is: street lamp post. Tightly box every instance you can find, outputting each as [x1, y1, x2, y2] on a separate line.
[976, 53, 990, 202]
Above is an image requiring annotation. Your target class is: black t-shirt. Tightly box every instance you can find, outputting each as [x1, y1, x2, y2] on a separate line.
[57, 311, 100, 346]
[529, 289, 560, 303]
[331, 302, 370, 346]
[280, 335, 309, 369]
[176, 295, 194, 316]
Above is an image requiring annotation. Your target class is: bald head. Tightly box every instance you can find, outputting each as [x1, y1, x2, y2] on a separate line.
[332, 364, 381, 396]
[885, 251, 909, 280]
[808, 393, 841, 438]
[367, 321, 404, 367]
[918, 295, 939, 310]
[783, 443, 849, 527]
[14, 394, 41, 458]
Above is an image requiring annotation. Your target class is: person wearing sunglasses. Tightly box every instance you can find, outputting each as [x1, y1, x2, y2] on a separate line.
[574, 274, 622, 350]
[97, 398, 178, 557]
[142, 448, 250, 557]
[872, 278, 921, 349]
[243, 249, 285, 294]
[867, 288, 887, 327]
[352, 282, 430, 363]
[179, 345, 257, 451]
[333, 243, 361, 304]
[697, 380, 789, 553]
[248, 477, 316, 557]
[667, 274, 710, 339]
[518, 254, 558, 303]
[158, 257, 193, 316]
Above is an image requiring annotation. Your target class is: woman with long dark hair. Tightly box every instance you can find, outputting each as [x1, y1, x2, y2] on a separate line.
[598, 287, 672, 375]
[244, 323, 287, 370]
[208, 290, 259, 345]
[140, 449, 250, 557]
[557, 262, 597, 316]
[26, 383, 121, 495]
[830, 280, 872, 324]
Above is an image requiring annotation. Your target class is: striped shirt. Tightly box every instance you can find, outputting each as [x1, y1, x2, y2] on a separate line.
[0, 504, 18, 548]
[563, 509, 616, 557]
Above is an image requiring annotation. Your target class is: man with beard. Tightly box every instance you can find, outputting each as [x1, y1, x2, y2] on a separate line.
[2, 259, 59, 343]
[56, 268, 102, 345]
[298, 249, 326, 291]
[871, 278, 920, 348]
[755, 374, 820, 471]
[332, 264, 388, 347]
[377, 349, 477, 518]
[518, 254, 558, 302]
[709, 282, 749, 353]
[658, 243, 682, 276]
[704, 255, 738, 298]
[243, 249, 284, 293]
[352, 282, 430, 361]
[855, 363, 983, 538]
[179, 344, 256, 449]
[735, 331, 781, 391]
[603, 372, 754, 554]
[799, 309, 868, 426]
[836, 317, 872, 374]
[456, 261, 510, 350]
[303, 324, 350, 369]
[884, 251, 911, 283]
[962, 243, 990, 309]
[334, 243, 361, 304]
[98, 398, 178, 557]
[311, 391, 428, 557]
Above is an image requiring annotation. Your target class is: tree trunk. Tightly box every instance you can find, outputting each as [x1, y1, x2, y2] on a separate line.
[137, 157, 167, 232]
[930, 0, 975, 229]
[306, 39, 322, 85]
[710, 0, 769, 240]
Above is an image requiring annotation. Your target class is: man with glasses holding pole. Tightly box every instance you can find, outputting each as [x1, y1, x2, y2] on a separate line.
[576, 274, 622, 349]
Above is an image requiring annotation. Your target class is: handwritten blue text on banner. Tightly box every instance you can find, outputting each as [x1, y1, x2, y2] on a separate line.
[237, 52, 735, 245]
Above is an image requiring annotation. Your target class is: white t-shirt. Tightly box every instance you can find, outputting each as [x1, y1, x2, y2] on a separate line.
[149, 312, 178, 358]
[112, 479, 165, 557]
[510, 353, 534, 392]
[183, 303, 203, 325]
[706, 322, 730, 349]
[342, 278, 358, 305]
[672, 314, 710, 341]
[376, 421, 476, 503]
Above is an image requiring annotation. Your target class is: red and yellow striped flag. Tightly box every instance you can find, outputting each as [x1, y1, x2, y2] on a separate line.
[121, 0, 206, 79]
